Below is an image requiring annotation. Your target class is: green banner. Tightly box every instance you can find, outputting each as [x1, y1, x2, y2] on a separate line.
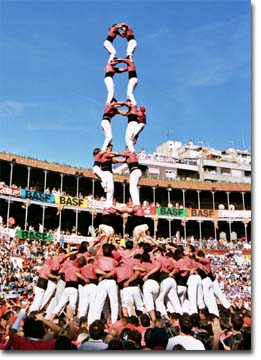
[16, 230, 53, 241]
[156, 207, 188, 217]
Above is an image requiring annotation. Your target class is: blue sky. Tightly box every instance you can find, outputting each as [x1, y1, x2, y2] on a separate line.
[0, 0, 251, 169]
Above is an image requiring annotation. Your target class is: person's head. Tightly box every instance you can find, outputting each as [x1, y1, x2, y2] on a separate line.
[149, 327, 168, 350]
[153, 248, 164, 261]
[107, 339, 124, 350]
[141, 252, 151, 263]
[128, 315, 139, 327]
[126, 329, 142, 348]
[125, 240, 133, 250]
[78, 241, 88, 253]
[107, 327, 120, 339]
[120, 327, 131, 341]
[93, 148, 101, 156]
[173, 344, 186, 350]
[139, 313, 151, 327]
[231, 312, 244, 331]
[102, 243, 113, 257]
[23, 317, 45, 339]
[88, 247, 97, 257]
[69, 253, 76, 261]
[191, 313, 200, 328]
[173, 247, 184, 261]
[106, 143, 113, 151]
[169, 312, 181, 325]
[79, 316, 88, 328]
[89, 320, 105, 340]
[77, 256, 86, 268]
[142, 242, 153, 254]
[179, 313, 193, 335]
[188, 244, 195, 254]
[197, 250, 205, 258]
[139, 106, 146, 112]
[54, 335, 76, 350]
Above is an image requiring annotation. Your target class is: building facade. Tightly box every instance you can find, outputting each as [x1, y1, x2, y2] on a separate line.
[0, 141, 251, 243]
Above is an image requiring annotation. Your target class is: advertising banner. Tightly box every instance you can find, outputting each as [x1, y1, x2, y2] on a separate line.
[0, 184, 21, 196]
[156, 207, 188, 217]
[55, 195, 88, 208]
[20, 189, 55, 203]
[16, 230, 53, 241]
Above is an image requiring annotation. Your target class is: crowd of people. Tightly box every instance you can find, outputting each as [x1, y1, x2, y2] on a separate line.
[0, 226, 251, 351]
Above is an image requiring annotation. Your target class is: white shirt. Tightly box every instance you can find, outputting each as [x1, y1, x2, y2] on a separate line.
[166, 335, 205, 350]
[78, 339, 108, 351]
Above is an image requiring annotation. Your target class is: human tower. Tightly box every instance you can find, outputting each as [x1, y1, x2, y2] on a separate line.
[92, 23, 149, 239]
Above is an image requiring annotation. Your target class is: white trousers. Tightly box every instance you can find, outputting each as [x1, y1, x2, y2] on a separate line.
[187, 274, 205, 315]
[125, 121, 138, 153]
[103, 171, 114, 207]
[120, 286, 144, 314]
[93, 165, 107, 189]
[129, 168, 142, 205]
[29, 285, 45, 313]
[78, 283, 97, 318]
[126, 39, 137, 57]
[132, 123, 145, 141]
[104, 76, 114, 104]
[45, 279, 66, 319]
[40, 280, 57, 310]
[142, 279, 160, 313]
[202, 277, 219, 317]
[104, 40, 117, 62]
[155, 277, 183, 316]
[101, 119, 112, 151]
[88, 279, 119, 325]
[52, 286, 78, 315]
[127, 77, 138, 105]
[213, 278, 232, 309]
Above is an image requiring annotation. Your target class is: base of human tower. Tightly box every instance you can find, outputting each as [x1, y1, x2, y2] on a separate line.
[97, 206, 150, 242]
